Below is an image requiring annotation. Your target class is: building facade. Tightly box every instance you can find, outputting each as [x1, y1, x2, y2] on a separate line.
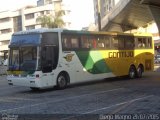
[93, 0, 120, 25]
[0, 0, 70, 59]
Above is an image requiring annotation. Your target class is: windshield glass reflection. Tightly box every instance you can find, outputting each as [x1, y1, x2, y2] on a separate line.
[9, 47, 37, 71]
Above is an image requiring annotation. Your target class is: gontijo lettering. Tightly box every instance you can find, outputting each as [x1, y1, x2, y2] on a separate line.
[109, 51, 134, 58]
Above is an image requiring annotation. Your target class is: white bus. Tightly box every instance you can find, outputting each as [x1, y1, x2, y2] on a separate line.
[7, 28, 154, 90]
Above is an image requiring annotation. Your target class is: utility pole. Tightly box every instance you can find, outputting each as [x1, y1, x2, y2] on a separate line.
[97, 0, 101, 31]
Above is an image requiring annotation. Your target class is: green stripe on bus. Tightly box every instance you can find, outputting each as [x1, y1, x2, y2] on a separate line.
[76, 51, 112, 74]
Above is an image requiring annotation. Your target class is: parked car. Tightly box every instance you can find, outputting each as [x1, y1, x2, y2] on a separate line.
[0, 59, 4, 66]
[155, 55, 160, 63]
[3, 59, 8, 66]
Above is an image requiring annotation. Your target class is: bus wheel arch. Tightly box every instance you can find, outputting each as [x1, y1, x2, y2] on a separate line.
[56, 71, 70, 89]
[128, 65, 136, 79]
[136, 64, 144, 78]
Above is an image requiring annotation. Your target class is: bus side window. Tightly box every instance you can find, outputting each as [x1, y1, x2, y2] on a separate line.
[71, 38, 79, 48]
[63, 37, 71, 49]
[105, 36, 110, 49]
[97, 36, 105, 49]
[142, 38, 147, 48]
[88, 36, 97, 49]
[118, 38, 125, 49]
[137, 38, 146, 48]
[81, 36, 90, 48]
[125, 36, 134, 49]
[62, 35, 80, 50]
[146, 37, 152, 48]
[92, 39, 97, 48]
[112, 37, 118, 49]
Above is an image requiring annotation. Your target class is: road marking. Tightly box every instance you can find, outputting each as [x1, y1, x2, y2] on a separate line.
[83, 95, 153, 114]
[62, 95, 153, 120]
[1, 97, 37, 101]
[0, 88, 123, 112]
[0, 99, 15, 103]
[0, 86, 18, 90]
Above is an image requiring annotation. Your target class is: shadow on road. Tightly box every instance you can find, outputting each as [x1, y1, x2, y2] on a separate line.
[13, 71, 158, 94]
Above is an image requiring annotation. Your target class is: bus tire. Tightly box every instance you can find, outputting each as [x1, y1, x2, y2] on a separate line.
[57, 72, 68, 89]
[128, 65, 136, 79]
[136, 65, 143, 78]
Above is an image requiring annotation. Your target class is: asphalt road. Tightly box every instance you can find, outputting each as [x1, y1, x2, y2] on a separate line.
[0, 70, 160, 120]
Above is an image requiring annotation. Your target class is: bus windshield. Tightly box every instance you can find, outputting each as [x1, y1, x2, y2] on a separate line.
[9, 47, 38, 71]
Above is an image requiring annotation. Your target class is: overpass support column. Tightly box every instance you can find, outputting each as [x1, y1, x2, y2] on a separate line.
[148, 5, 160, 34]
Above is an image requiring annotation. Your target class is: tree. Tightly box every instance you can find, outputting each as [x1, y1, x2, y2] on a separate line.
[36, 15, 52, 28]
[36, 10, 65, 28]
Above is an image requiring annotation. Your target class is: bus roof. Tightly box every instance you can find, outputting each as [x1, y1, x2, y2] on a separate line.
[13, 28, 66, 35]
[13, 28, 152, 37]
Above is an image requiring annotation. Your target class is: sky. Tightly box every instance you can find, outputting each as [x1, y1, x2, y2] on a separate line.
[0, 0, 95, 30]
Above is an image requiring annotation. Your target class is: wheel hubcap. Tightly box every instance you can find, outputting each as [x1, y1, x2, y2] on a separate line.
[137, 67, 142, 77]
[130, 68, 135, 78]
[58, 76, 66, 88]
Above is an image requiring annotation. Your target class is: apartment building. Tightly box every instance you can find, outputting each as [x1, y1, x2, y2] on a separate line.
[0, 0, 71, 59]
[93, 0, 120, 25]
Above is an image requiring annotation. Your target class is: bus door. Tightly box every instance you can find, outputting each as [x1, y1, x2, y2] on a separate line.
[41, 45, 57, 86]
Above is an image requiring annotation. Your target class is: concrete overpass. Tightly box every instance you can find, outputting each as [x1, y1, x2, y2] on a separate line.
[101, 0, 160, 33]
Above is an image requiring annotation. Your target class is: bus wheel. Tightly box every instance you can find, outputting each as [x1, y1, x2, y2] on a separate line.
[57, 73, 68, 89]
[137, 66, 143, 78]
[128, 66, 136, 79]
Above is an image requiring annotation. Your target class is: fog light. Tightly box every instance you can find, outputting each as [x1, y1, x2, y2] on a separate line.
[36, 74, 39, 78]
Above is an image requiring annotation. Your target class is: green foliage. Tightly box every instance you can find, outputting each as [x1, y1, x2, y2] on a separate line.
[36, 10, 65, 28]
